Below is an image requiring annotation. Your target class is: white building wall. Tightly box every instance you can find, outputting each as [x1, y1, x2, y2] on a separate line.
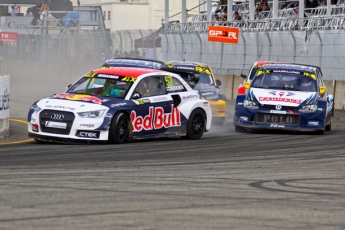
[70, 0, 200, 31]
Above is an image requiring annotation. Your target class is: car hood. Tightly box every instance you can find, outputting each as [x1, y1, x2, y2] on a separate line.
[194, 84, 219, 100]
[36, 93, 129, 112]
[249, 88, 317, 107]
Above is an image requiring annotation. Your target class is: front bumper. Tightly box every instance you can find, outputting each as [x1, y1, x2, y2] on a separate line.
[209, 100, 226, 119]
[233, 104, 326, 132]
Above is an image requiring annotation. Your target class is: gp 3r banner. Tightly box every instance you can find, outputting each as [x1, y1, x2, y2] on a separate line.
[207, 26, 239, 44]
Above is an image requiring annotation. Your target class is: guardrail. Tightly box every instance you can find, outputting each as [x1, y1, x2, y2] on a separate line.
[0, 74, 10, 139]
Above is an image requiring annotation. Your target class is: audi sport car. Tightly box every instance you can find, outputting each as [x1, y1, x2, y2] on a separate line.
[234, 63, 334, 134]
[28, 67, 212, 144]
[102, 59, 227, 125]
[238, 61, 281, 95]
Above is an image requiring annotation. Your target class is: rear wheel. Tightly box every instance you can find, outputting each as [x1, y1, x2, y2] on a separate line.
[185, 109, 206, 140]
[109, 112, 129, 144]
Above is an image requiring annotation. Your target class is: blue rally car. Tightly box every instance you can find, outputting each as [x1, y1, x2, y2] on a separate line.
[233, 63, 334, 134]
[28, 67, 212, 144]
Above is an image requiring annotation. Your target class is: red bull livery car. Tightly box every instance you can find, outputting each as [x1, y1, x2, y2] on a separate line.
[28, 67, 212, 143]
[234, 63, 334, 134]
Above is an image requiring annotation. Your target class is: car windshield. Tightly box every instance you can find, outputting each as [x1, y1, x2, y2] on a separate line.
[249, 65, 262, 80]
[66, 76, 132, 99]
[251, 73, 317, 92]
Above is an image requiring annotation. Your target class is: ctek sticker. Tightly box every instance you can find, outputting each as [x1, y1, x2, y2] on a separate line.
[130, 105, 181, 132]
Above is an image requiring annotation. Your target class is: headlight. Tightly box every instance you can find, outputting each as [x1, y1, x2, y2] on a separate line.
[30, 104, 42, 113]
[243, 100, 258, 109]
[77, 110, 106, 118]
[299, 104, 317, 113]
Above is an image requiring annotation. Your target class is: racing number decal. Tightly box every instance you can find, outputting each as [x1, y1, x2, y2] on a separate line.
[195, 66, 211, 74]
[84, 72, 97, 78]
[121, 76, 136, 82]
[257, 70, 271, 75]
[303, 72, 316, 80]
[164, 76, 173, 87]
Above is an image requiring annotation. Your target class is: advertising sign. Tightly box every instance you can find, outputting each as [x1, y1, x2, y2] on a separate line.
[207, 26, 239, 44]
[0, 32, 18, 42]
[0, 75, 10, 119]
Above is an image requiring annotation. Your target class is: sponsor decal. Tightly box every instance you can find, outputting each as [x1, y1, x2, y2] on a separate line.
[182, 95, 199, 99]
[130, 105, 181, 132]
[45, 105, 75, 111]
[111, 102, 127, 107]
[201, 92, 214, 96]
[97, 74, 119, 79]
[45, 121, 67, 129]
[211, 105, 225, 110]
[268, 91, 295, 97]
[152, 96, 169, 102]
[80, 124, 95, 128]
[0, 32, 18, 42]
[258, 97, 301, 104]
[176, 66, 195, 71]
[272, 70, 300, 74]
[303, 72, 316, 80]
[0, 88, 10, 111]
[53, 94, 109, 105]
[240, 116, 248, 121]
[195, 66, 212, 74]
[308, 121, 319, 126]
[270, 110, 286, 114]
[204, 95, 219, 100]
[166, 85, 184, 92]
[262, 115, 295, 124]
[121, 76, 136, 82]
[207, 26, 239, 44]
[76, 130, 100, 139]
[270, 124, 285, 128]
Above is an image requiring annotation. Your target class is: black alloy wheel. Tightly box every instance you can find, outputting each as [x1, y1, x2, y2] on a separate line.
[109, 112, 129, 144]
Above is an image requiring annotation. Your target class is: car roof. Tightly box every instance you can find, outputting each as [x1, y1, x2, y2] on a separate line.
[259, 63, 320, 73]
[92, 67, 167, 78]
[253, 61, 280, 66]
[102, 58, 166, 69]
[165, 61, 210, 68]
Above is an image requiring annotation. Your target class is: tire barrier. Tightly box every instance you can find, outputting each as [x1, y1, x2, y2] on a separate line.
[0, 74, 10, 139]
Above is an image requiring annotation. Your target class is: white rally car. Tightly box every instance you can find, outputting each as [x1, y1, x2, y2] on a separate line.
[28, 67, 212, 144]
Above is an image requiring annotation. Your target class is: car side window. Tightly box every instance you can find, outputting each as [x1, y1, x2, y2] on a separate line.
[164, 75, 186, 93]
[134, 76, 166, 97]
[316, 70, 323, 87]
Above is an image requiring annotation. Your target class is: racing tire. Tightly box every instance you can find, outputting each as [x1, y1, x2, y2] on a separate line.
[109, 112, 130, 144]
[315, 129, 325, 135]
[235, 125, 246, 133]
[185, 109, 206, 140]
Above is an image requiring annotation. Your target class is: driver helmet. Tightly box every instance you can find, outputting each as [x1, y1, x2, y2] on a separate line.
[188, 73, 199, 88]
[110, 85, 125, 97]
[300, 77, 312, 86]
[138, 79, 149, 96]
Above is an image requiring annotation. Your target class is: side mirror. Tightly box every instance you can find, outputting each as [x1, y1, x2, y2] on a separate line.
[240, 74, 247, 79]
[66, 84, 72, 90]
[131, 91, 142, 99]
[243, 81, 251, 89]
[319, 86, 327, 95]
[216, 79, 222, 86]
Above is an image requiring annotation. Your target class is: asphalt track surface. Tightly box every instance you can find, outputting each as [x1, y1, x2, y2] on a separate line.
[1, 97, 345, 230]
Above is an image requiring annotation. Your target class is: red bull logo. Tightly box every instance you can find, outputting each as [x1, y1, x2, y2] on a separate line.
[53, 94, 106, 104]
[130, 105, 181, 132]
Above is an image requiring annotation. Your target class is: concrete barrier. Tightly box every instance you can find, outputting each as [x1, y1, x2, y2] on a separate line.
[0, 74, 10, 139]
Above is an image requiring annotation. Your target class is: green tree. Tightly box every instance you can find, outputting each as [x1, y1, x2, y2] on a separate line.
[0, 6, 8, 17]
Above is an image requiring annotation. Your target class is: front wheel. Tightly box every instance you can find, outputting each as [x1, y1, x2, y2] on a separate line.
[108, 112, 130, 144]
[325, 116, 332, 131]
[185, 109, 206, 140]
